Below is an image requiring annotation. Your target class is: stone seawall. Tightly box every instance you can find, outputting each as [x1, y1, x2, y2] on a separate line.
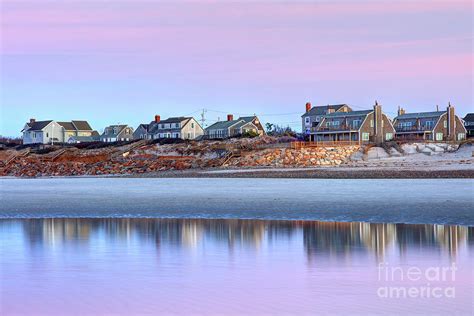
[228, 146, 360, 167]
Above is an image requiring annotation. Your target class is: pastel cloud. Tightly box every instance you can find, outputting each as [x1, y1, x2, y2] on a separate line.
[0, 0, 472, 136]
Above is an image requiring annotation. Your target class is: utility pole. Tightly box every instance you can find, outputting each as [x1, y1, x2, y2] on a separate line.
[200, 109, 207, 128]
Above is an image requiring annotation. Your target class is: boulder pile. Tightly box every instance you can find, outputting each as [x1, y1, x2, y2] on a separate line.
[228, 146, 360, 167]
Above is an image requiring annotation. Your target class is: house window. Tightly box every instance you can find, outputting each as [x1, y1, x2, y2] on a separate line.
[315, 116, 321, 122]
[436, 133, 443, 141]
[425, 121, 434, 129]
[326, 121, 340, 127]
[305, 117, 310, 125]
[362, 133, 370, 141]
[370, 120, 374, 127]
[46, 133, 49, 138]
[175, 123, 180, 128]
[443, 120, 447, 128]
[352, 120, 361, 129]
[385, 133, 393, 141]
[191, 123, 194, 128]
[187, 133, 191, 139]
[457, 133, 465, 141]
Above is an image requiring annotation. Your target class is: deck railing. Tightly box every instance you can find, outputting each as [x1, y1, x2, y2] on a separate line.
[291, 140, 360, 149]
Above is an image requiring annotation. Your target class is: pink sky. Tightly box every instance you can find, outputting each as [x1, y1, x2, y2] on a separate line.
[0, 0, 472, 135]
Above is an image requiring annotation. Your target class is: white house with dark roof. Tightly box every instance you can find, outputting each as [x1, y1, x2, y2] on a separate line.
[21, 118, 96, 144]
[205, 114, 265, 139]
[134, 115, 204, 140]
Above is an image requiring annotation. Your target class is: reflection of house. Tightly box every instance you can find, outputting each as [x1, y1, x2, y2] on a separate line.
[205, 114, 265, 139]
[21, 119, 96, 144]
[301, 103, 352, 135]
[393, 104, 467, 141]
[100, 125, 134, 142]
[310, 102, 395, 145]
[134, 115, 204, 140]
[463, 113, 474, 138]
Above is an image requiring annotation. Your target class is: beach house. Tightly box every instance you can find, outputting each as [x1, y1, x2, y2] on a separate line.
[301, 103, 352, 135]
[393, 103, 467, 141]
[462, 113, 474, 138]
[309, 102, 395, 145]
[21, 119, 96, 144]
[205, 115, 265, 139]
[100, 125, 134, 142]
[134, 115, 204, 140]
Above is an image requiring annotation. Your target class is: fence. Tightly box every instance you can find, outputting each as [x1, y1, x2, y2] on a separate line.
[291, 140, 360, 150]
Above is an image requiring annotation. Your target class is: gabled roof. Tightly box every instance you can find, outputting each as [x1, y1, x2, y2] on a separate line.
[233, 120, 257, 130]
[159, 117, 190, 124]
[394, 111, 445, 121]
[146, 117, 194, 134]
[239, 116, 257, 123]
[302, 104, 350, 117]
[323, 110, 372, 118]
[24, 120, 53, 131]
[72, 120, 93, 131]
[463, 113, 474, 122]
[136, 123, 150, 132]
[57, 120, 93, 131]
[58, 121, 75, 130]
[206, 119, 244, 131]
[101, 125, 128, 137]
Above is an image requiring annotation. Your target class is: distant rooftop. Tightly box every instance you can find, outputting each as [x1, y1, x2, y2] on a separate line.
[302, 104, 349, 117]
[323, 110, 372, 118]
[394, 111, 445, 120]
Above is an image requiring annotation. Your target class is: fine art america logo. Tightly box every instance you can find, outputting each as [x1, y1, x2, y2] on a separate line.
[377, 262, 457, 299]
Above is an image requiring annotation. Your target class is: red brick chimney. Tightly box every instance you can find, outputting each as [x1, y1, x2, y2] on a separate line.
[227, 114, 234, 121]
[154, 115, 161, 123]
[305, 102, 311, 113]
[29, 118, 36, 124]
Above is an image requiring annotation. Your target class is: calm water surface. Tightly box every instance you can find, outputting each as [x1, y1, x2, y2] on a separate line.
[1, 218, 473, 315]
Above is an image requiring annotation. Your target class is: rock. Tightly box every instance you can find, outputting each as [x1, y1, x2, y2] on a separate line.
[420, 147, 433, 155]
[367, 147, 390, 160]
[389, 148, 403, 157]
[401, 144, 417, 155]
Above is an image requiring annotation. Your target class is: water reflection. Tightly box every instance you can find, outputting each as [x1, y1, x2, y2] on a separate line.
[14, 218, 474, 260]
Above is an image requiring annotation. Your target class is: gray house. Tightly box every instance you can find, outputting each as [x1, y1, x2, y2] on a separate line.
[21, 118, 96, 144]
[100, 125, 134, 142]
[134, 115, 204, 140]
[393, 104, 467, 141]
[205, 115, 265, 139]
[133, 123, 151, 140]
[310, 103, 396, 145]
[301, 103, 352, 135]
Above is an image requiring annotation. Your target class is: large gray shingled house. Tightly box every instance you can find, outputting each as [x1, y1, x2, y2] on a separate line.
[393, 103, 467, 141]
[301, 102, 352, 135]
